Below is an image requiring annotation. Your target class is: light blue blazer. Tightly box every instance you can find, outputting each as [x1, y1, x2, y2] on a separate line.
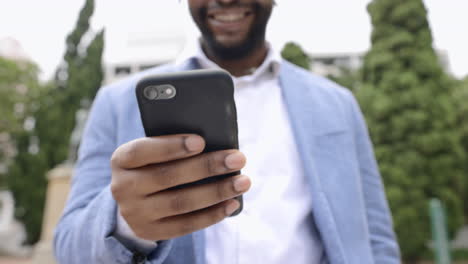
[54, 59, 401, 263]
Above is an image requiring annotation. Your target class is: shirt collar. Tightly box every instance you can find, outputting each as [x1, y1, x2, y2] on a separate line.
[176, 39, 282, 81]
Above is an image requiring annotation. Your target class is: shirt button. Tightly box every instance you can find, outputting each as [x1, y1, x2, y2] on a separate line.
[132, 252, 147, 264]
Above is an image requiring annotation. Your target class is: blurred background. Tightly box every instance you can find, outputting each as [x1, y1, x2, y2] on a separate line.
[0, 0, 467, 263]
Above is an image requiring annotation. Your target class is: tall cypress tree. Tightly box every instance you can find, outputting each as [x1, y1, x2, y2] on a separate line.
[357, 0, 465, 260]
[6, 0, 104, 243]
[38, 0, 104, 168]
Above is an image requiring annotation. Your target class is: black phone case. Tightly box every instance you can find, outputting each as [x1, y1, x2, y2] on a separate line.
[135, 69, 242, 216]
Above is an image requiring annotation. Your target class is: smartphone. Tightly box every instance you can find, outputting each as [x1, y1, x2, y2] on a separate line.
[135, 69, 242, 216]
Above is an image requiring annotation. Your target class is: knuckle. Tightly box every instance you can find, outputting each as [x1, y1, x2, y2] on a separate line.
[110, 180, 126, 201]
[203, 154, 219, 175]
[110, 152, 125, 170]
[111, 141, 139, 168]
[154, 164, 172, 178]
[147, 197, 165, 220]
[111, 173, 138, 201]
[110, 152, 119, 168]
[215, 181, 225, 200]
[154, 165, 178, 188]
[119, 205, 135, 221]
[169, 192, 189, 213]
[162, 137, 184, 157]
[121, 141, 139, 164]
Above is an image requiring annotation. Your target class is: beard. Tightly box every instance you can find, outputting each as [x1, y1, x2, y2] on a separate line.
[191, 1, 273, 60]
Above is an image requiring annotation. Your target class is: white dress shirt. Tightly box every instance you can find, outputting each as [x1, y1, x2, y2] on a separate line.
[114, 42, 326, 263]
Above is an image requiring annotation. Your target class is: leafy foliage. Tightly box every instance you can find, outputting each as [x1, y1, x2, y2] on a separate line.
[5, 0, 104, 244]
[0, 56, 48, 243]
[327, 67, 362, 92]
[454, 76, 468, 215]
[0, 59, 36, 133]
[357, 0, 465, 260]
[457, 77, 468, 148]
[281, 42, 311, 70]
[0, 57, 41, 188]
[7, 131, 48, 244]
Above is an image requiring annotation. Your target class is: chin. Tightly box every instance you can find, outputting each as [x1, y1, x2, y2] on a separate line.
[216, 38, 247, 49]
[208, 38, 262, 60]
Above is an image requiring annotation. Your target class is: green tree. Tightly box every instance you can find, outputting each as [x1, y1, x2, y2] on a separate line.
[0, 58, 21, 189]
[0, 57, 39, 179]
[328, 67, 362, 92]
[455, 76, 468, 216]
[6, 0, 104, 244]
[0, 58, 28, 133]
[0, 57, 41, 188]
[0, 56, 47, 243]
[281, 42, 311, 70]
[7, 132, 48, 244]
[41, 0, 104, 168]
[357, 0, 465, 260]
[459, 77, 468, 150]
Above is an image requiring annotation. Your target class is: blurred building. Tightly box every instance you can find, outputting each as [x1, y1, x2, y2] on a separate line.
[309, 50, 451, 77]
[310, 52, 364, 77]
[0, 37, 31, 62]
[104, 32, 186, 84]
[0, 191, 31, 257]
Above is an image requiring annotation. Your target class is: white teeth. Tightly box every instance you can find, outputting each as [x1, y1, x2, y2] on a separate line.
[214, 13, 245, 22]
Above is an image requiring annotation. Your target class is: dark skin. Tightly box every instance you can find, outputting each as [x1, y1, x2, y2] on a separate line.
[205, 42, 268, 77]
[111, 0, 274, 241]
[189, 0, 274, 76]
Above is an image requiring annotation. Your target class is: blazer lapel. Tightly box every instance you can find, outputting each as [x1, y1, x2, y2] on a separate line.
[279, 61, 347, 264]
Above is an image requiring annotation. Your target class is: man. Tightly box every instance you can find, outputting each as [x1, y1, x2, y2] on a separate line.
[54, 0, 401, 263]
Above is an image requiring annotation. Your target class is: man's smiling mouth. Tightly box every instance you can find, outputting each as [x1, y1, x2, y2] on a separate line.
[208, 7, 253, 23]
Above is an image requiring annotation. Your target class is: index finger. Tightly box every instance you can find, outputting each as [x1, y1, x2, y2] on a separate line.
[111, 134, 205, 169]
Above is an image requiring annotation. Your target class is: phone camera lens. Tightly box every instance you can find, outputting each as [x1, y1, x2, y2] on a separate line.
[144, 86, 158, 100]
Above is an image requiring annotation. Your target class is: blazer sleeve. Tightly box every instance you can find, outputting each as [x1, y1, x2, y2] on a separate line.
[53, 86, 173, 263]
[347, 92, 401, 263]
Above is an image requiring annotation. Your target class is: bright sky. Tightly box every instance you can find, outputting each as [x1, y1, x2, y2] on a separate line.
[0, 0, 467, 80]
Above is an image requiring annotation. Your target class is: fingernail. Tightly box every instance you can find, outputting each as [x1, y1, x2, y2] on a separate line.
[233, 176, 251, 192]
[225, 152, 246, 170]
[225, 200, 240, 216]
[185, 136, 204, 152]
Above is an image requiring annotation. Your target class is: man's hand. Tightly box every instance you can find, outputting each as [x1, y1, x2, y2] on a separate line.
[110, 134, 250, 241]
